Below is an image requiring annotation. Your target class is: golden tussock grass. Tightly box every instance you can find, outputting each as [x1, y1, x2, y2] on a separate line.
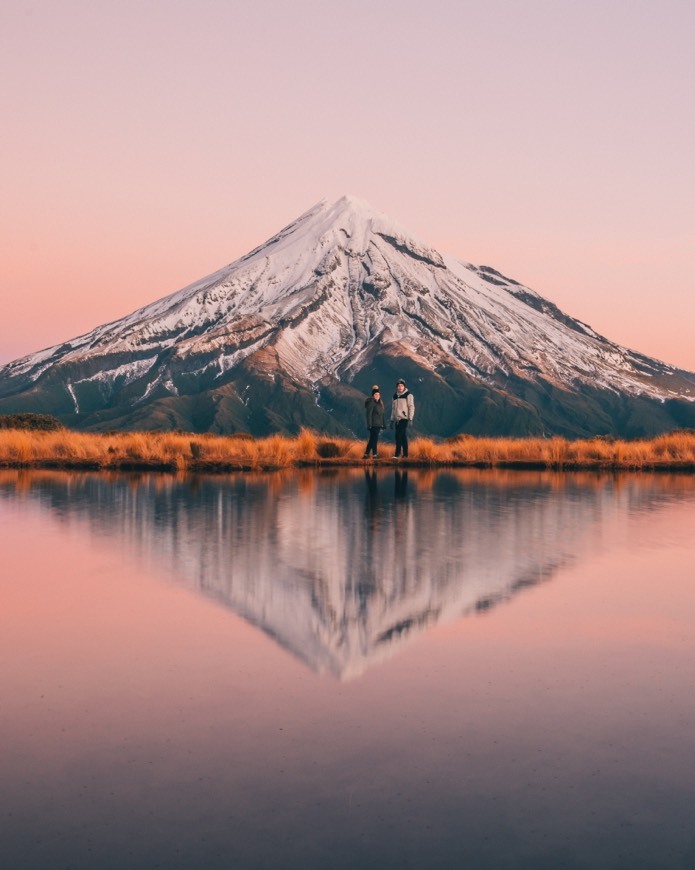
[1, 427, 695, 472]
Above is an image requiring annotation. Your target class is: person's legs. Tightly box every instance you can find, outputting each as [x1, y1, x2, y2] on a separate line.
[400, 419, 409, 457]
[395, 420, 408, 457]
[372, 427, 381, 457]
[366, 427, 380, 456]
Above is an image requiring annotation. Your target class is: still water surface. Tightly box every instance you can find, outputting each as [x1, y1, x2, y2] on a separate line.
[2, 468, 695, 869]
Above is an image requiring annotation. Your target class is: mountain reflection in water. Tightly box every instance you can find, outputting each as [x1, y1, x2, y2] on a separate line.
[2, 468, 692, 679]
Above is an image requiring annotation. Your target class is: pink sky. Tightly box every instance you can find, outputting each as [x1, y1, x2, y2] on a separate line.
[2, 0, 694, 369]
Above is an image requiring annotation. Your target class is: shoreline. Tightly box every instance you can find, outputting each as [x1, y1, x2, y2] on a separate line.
[2, 461, 695, 473]
[1, 428, 695, 474]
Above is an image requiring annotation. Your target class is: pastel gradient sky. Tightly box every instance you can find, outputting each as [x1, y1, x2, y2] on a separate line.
[2, 0, 694, 368]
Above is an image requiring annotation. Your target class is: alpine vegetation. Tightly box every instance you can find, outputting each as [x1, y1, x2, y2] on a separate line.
[1, 196, 694, 438]
[1, 429, 695, 473]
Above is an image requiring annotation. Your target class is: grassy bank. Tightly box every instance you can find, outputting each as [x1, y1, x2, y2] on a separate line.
[1, 428, 695, 472]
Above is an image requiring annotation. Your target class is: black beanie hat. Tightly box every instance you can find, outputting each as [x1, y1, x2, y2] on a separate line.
[371, 385, 380, 395]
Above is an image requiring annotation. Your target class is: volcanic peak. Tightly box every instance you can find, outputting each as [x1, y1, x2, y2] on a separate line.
[1, 194, 695, 438]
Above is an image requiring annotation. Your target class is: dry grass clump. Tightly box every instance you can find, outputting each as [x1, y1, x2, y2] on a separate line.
[650, 431, 695, 461]
[1, 427, 695, 472]
[441, 433, 695, 469]
[0, 429, 106, 466]
[295, 428, 319, 460]
[316, 440, 342, 458]
[409, 438, 447, 464]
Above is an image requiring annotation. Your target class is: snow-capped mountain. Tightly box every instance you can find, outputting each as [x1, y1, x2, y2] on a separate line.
[1, 195, 694, 436]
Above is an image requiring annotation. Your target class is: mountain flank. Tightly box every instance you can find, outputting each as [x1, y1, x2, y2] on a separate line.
[1, 195, 694, 437]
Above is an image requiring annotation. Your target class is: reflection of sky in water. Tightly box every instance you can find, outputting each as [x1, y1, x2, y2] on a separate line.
[2, 470, 695, 869]
[2, 468, 693, 678]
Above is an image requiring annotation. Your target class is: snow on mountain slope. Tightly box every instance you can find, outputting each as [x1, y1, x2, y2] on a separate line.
[1, 195, 694, 435]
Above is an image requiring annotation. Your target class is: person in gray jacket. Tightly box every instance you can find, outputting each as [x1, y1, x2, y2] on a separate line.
[363, 385, 386, 459]
[390, 378, 415, 458]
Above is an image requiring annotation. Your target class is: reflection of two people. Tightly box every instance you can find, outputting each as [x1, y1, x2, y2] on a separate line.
[363, 469, 409, 519]
[394, 469, 408, 500]
[361, 468, 411, 603]
[363, 468, 379, 520]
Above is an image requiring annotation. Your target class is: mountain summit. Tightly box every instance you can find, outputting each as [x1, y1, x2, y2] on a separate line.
[2, 196, 694, 437]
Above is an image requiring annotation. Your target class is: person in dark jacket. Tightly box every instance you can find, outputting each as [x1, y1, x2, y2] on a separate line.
[363, 385, 386, 459]
[390, 378, 415, 459]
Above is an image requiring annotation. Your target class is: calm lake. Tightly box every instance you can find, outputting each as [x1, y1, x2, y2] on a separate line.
[2, 468, 695, 869]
